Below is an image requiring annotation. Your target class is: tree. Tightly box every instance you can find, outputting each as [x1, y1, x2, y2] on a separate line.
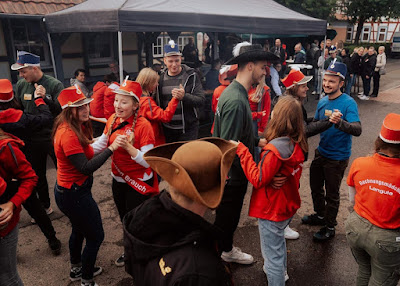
[274, 0, 337, 21]
[339, 0, 400, 44]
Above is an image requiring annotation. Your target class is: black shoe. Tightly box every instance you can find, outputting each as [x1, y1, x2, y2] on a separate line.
[313, 226, 335, 241]
[48, 237, 61, 256]
[301, 214, 325, 226]
[370, 94, 377, 98]
[70, 266, 103, 282]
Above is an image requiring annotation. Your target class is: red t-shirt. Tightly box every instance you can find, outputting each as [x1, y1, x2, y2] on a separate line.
[54, 123, 94, 188]
[104, 114, 155, 179]
[347, 153, 400, 229]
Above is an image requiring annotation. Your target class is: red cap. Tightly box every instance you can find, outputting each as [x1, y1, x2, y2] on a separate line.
[281, 69, 312, 89]
[379, 113, 400, 144]
[58, 85, 93, 109]
[218, 64, 238, 86]
[114, 80, 142, 102]
[0, 79, 14, 102]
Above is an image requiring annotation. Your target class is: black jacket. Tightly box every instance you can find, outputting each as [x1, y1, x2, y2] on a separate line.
[0, 100, 53, 143]
[123, 191, 232, 286]
[350, 54, 362, 75]
[270, 46, 286, 64]
[361, 53, 377, 77]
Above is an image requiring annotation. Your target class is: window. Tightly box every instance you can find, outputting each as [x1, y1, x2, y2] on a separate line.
[377, 27, 387, 42]
[361, 27, 370, 42]
[346, 27, 353, 42]
[87, 33, 113, 64]
[153, 34, 193, 57]
[9, 19, 51, 67]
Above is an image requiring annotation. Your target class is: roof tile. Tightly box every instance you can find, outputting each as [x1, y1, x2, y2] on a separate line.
[0, 0, 86, 15]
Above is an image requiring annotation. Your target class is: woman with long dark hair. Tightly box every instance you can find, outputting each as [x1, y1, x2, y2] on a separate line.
[53, 86, 123, 286]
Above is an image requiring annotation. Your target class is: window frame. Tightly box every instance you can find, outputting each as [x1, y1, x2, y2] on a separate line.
[361, 26, 371, 43]
[346, 26, 353, 42]
[86, 32, 114, 65]
[152, 34, 193, 58]
[377, 26, 388, 43]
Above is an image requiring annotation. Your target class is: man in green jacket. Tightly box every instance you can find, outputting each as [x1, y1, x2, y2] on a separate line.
[11, 51, 63, 212]
[213, 42, 277, 264]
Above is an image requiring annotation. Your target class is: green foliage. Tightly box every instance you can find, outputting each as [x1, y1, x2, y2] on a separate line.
[340, 0, 400, 24]
[274, 0, 337, 20]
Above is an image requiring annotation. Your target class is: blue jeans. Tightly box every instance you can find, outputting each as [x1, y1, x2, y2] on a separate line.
[345, 74, 354, 95]
[54, 177, 104, 280]
[258, 217, 292, 286]
[362, 75, 371, 96]
[0, 227, 23, 286]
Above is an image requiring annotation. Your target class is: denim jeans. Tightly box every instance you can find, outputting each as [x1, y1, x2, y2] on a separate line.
[258, 217, 292, 286]
[345, 74, 354, 95]
[362, 75, 372, 96]
[54, 177, 104, 280]
[345, 212, 400, 286]
[0, 227, 23, 286]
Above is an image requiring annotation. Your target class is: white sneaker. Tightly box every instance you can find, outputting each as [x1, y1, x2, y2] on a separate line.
[221, 246, 254, 264]
[359, 95, 369, 100]
[285, 271, 289, 282]
[358, 91, 364, 95]
[311, 91, 317, 95]
[284, 226, 299, 240]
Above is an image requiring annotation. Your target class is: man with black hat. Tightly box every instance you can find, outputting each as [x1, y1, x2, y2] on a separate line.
[11, 51, 63, 253]
[212, 42, 278, 264]
[302, 62, 362, 241]
[156, 40, 205, 143]
[123, 138, 236, 286]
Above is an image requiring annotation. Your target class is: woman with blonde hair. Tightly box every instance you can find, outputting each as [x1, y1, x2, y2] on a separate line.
[53, 86, 124, 286]
[371, 45, 387, 97]
[136, 67, 180, 146]
[91, 79, 157, 267]
[233, 96, 307, 285]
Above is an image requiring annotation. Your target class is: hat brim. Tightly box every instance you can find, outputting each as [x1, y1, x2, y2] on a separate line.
[286, 75, 313, 89]
[144, 137, 237, 209]
[165, 52, 182, 57]
[113, 89, 140, 102]
[325, 70, 345, 79]
[224, 50, 279, 65]
[62, 97, 93, 109]
[11, 63, 40, 71]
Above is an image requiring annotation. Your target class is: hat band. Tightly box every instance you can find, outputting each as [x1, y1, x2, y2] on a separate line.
[61, 97, 87, 109]
[16, 62, 40, 67]
[0, 94, 14, 103]
[325, 70, 345, 79]
[379, 133, 400, 144]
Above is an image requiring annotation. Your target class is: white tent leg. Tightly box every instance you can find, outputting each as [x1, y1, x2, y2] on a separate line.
[47, 33, 57, 79]
[118, 31, 123, 84]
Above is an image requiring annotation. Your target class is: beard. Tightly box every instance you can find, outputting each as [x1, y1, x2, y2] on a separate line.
[323, 85, 340, 96]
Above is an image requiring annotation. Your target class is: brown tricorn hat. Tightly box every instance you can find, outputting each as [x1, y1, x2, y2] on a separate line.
[144, 137, 237, 209]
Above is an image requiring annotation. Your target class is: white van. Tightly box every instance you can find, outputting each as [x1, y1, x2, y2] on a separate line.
[391, 32, 400, 57]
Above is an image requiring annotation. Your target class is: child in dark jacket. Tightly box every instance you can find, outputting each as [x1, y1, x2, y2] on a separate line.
[234, 96, 307, 286]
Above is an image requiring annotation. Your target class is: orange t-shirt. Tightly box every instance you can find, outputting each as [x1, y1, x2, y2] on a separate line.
[54, 123, 94, 188]
[104, 114, 155, 179]
[347, 153, 400, 229]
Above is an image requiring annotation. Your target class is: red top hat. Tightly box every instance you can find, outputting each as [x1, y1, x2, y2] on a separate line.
[58, 85, 93, 109]
[218, 64, 238, 85]
[379, 113, 400, 144]
[114, 79, 142, 102]
[281, 68, 313, 89]
[0, 79, 14, 102]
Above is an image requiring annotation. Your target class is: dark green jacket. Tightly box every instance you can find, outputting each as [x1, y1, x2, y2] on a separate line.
[213, 80, 257, 185]
[16, 74, 64, 142]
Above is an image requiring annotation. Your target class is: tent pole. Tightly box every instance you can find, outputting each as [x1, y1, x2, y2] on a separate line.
[47, 33, 57, 79]
[250, 33, 253, 44]
[118, 31, 123, 84]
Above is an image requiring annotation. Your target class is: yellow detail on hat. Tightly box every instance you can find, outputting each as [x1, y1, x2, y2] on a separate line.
[159, 258, 172, 276]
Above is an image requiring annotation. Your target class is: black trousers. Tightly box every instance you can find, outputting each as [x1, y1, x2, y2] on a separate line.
[111, 179, 152, 222]
[214, 183, 248, 252]
[24, 140, 56, 209]
[372, 71, 381, 96]
[6, 180, 56, 241]
[164, 124, 199, 143]
[309, 149, 349, 228]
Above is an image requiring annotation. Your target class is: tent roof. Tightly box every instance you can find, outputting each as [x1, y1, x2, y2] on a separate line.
[45, 0, 326, 35]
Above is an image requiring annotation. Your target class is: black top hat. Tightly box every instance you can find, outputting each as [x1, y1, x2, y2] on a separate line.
[224, 44, 279, 65]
